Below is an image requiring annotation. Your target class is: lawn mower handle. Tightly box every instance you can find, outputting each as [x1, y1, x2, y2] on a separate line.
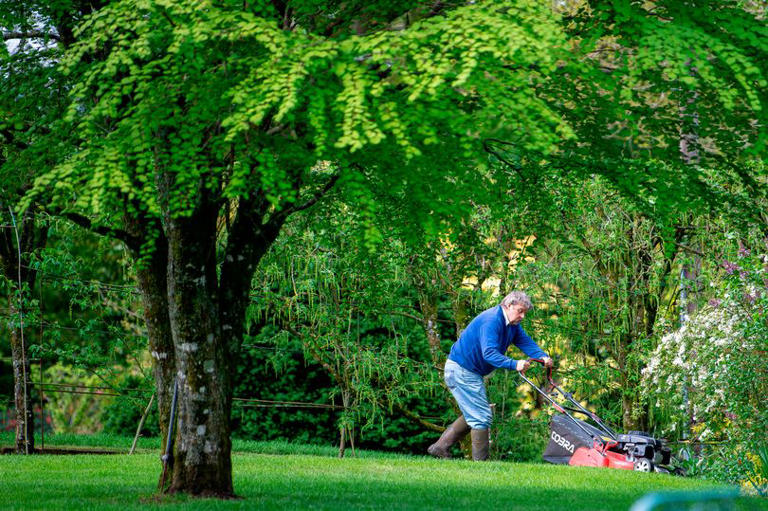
[521, 358, 554, 384]
[523, 358, 619, 441]
[517, 359, 614, 448]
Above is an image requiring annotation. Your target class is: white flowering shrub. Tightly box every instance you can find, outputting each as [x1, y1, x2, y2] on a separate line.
[642, 247, 768, 492]
[643, 305, 748, 441]
[643, 249, 767, 448]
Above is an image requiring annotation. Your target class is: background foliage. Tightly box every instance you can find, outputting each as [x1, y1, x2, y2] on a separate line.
[1, 0, 766, 496]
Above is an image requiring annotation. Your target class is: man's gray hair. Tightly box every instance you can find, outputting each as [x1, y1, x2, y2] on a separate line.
[500, 291, 533, 310]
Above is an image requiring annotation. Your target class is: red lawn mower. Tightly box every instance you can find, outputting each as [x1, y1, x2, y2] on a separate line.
[519, 359, 678, 474]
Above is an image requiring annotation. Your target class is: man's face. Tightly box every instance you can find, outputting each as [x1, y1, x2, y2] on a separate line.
[505, 303, 529, 325]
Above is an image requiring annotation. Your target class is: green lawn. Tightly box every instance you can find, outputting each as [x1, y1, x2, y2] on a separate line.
[1, 434, 766, 510]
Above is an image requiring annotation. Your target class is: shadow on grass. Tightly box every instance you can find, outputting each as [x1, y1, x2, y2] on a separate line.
[1, 447, 120, 455]
[240, 475, 767, 511]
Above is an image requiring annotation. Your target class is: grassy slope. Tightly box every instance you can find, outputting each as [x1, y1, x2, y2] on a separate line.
[1, 434, 766, 510]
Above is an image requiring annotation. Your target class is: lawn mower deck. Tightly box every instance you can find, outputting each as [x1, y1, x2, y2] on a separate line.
[521, 359, 677, 474]
[542, 413, 673, 472]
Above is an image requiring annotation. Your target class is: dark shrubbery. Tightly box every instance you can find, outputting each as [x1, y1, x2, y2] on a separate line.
[231, 333, 449, 454]
[100, 375, 158, 437]
[231, 343, 339, 446]
[492, 415, 549, 462]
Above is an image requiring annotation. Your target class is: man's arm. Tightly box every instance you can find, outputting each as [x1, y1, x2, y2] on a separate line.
[479, 325, 518, 371]
[513, 326, 551, 367]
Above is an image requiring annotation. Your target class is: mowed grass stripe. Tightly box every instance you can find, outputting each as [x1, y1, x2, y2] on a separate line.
[2, 452, 766, 510]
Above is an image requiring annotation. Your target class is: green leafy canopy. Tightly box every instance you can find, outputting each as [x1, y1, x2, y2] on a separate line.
[25, 0, 573, 239]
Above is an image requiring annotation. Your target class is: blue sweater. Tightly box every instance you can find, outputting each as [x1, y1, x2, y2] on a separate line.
[448, 305, 548, 376]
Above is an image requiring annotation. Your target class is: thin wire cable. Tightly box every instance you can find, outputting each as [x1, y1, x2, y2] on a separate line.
[29, 383, 343, 410]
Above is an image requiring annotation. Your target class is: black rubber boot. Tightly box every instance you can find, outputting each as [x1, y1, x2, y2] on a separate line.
[471, 428, 490, 461]
[427, 416, 470, 458]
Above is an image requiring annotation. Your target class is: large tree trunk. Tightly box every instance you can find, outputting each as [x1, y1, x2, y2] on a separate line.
[616, 223, 678, 432]
[133, 236, 176, 449]
[165, 204, 234, 497]
[153, 170, 326, 496]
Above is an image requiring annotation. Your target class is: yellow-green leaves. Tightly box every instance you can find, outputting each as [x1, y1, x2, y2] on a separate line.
[222, 0, 569, 159]
[30, 0, 572, 236]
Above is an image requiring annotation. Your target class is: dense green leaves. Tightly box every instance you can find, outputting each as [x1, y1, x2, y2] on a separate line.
[559, 0, 768, 162]
[25, 0, 572, 239]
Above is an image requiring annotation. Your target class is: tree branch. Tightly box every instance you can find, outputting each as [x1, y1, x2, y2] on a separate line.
[393, 402, 443, 432]
[427, 1, 446, 18]
[286, 325, 346, 388]
[3, 30, 60, 42]
[674, 241, 705, 258]
[292, 174, 340, 214]
[483, 138, 525, 177]
[59, 212, 141, 252]
[381, 309, 424, 323]
[269, 173, 340, 229]
[287, 324, 445, 433]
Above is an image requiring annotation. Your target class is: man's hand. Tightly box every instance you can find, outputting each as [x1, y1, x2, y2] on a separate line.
[516, 359, 531, 372]
[542, 356, 554, 368]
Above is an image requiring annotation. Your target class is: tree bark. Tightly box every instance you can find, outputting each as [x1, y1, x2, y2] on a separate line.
[419, 296, 444, 369]
[165, 202, 234, 497]
[152, 165, 333, 495]
[161, 195, 287, 494]
[132, 236, 175, 449]
[8, 312, 34, 454]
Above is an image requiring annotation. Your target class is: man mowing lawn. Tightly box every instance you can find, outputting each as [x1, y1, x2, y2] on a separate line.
[428, 291, 553, 461]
